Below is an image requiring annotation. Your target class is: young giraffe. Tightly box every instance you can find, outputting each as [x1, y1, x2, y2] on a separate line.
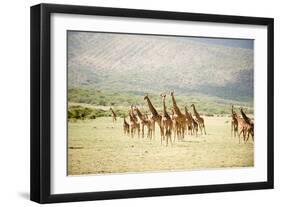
[184, 106, 194, 136]
[128, 112, 140, 138]
[170, 92, 186, 139]
[240, 108, 254, 142]
[190, 104, 206, 135]
[231, 105, 238, 138]
[109, 107, 117, 123]
[123, 117, 130, 136]
[133, 106, 153, 139]
[144, 95, 164, 140]
[160, 94, 173, 146]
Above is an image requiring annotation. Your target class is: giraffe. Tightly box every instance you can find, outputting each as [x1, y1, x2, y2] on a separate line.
[231, 105, 238, 138]
[240, 108, 254, 142]
[190, 104, 206, 135]
[109, 107, 117, 123]
[233, 112, 251, 144]
[160, 94, 173, 146]
[144, 94, 164, 140]
[133, 106, 153, 139]
[170, 91, 186, 139]
[128, 112, 140, 138]
[171, 108, 180, 142]
[190, 112, 198, 136]
[123, 117, 130, 136]
[184, 106, 194, 136]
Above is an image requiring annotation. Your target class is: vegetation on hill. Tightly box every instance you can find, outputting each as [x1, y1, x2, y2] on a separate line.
[68, 88, 253, 120]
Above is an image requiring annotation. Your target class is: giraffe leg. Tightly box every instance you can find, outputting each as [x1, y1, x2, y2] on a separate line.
[137, 125, 140, 138]
[203, 124, 206, 135]
[160, 127, 165, 145]
[152, 121, 155, 140]
[169, 130, 172, 146]
[173, 125, 177, 143]
[130, 127, 134, 138]
[199, 124, 202, 135]
[239, 128, 244, 144]
[231, 122, 233, 137]
[246, 131, 250, 143]
[160, 124, 164, 141]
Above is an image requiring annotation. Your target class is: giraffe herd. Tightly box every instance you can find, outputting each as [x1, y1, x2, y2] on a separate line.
[231, 105, 254, 143]
[109, 92, 208, 146]
[109, 93, 254, 146]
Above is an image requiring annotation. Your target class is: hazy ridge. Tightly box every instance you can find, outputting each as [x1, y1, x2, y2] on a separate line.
[68, 32, 254, 101]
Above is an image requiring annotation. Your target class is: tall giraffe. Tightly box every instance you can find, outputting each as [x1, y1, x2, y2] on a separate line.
[144, 94, 163, 140]
[160, 94, 173, 146]
[190, 104, 206, 135]
[240, 108, 254, 142]
[184, 106, 194, 136]
[170, 92, 186, 139]
[231, 105, 238, 138]
[109, 107, 117, 123]
[134, 106, 153, 139]
[128, 112, 140, 138]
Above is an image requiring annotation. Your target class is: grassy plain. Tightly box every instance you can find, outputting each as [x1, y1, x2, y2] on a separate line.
[68, 116, 254, 175]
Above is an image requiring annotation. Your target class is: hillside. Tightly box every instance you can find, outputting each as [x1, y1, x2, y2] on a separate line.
[68, 32, 254, 101]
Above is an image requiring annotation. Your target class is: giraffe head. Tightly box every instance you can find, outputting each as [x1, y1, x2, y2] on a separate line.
[170, 91, 174, 96]
[190, 104, 195, 108]
[144, 93, 149, 100]
[160, 93, 166, 99]
[231, 105, 237, 116]
[133, 105, 138, 112]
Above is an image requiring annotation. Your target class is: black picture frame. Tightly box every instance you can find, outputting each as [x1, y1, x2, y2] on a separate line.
[30, 3, 274, 204]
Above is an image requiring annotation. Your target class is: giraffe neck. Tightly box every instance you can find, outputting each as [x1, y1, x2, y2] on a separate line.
[135, 108, 145, 121]
[191, 114, 197, 124]
[241, 109, 251, 124]
[185, 107, 192, 120]
[110, 109, 116, 115]
[124, 118, 128, 125]
[162, 97, 169, 117]
[145, 97, 159, 117]
[129, 113, 136, 124]
[192, 105, 200, 118]
[171, 94, 182, 115]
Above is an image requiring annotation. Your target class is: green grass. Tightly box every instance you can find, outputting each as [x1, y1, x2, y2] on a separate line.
[68, 116, 254, 175]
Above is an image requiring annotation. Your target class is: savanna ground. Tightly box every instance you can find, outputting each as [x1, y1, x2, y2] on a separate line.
[67, 116, 254, 175]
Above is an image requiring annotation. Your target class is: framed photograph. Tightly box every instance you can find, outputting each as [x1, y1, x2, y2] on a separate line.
[30, 3, 274, 203]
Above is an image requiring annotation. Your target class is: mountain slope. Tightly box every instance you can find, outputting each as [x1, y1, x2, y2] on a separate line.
[68, 32, 254, 101]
